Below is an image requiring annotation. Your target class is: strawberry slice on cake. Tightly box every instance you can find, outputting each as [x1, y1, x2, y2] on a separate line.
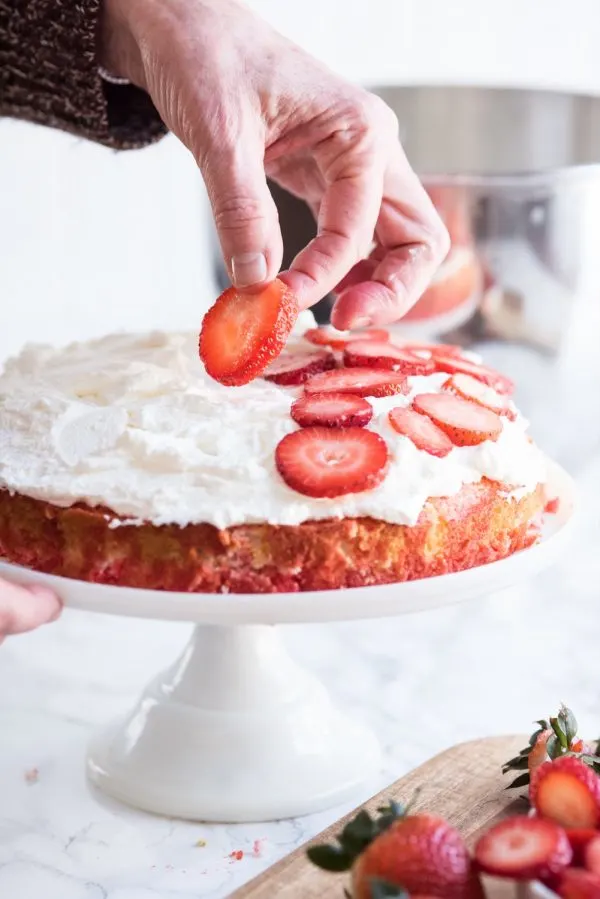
[275, 427, 389, 498]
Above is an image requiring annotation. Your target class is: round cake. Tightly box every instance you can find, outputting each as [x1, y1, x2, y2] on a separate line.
[0, 313, 547, 593]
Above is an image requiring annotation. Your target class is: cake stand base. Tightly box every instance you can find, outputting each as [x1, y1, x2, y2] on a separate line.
[0, 461, 576, 823]
[87, 624, 381, 822]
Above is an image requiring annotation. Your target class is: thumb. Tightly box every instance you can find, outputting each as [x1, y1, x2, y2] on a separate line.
[200, 137, 283, 291]
[0, 580, 61, 637]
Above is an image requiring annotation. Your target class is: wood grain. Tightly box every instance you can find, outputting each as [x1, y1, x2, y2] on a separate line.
[232, 735, 531, 899]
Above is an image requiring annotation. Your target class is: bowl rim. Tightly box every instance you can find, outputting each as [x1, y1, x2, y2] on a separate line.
[367, 83, 600, 185]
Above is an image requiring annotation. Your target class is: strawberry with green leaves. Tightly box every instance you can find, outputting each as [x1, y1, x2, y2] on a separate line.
[307, 800, 484, 899]
[503, 705, 600, 793]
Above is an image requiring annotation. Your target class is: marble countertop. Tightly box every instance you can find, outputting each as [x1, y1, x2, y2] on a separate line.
[1, 449, 599, 899]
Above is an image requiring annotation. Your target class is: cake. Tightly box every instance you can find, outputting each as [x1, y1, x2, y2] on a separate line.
[0, 311, 547, 593]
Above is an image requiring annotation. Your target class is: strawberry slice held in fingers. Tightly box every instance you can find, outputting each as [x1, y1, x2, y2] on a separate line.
[291, 392, 373, 429]
[557, 868, 600, 899]
[343, 341, 435, 375]
[304, 367, 409, 398]
[474, 815, 572, 881]
[262, 349, 335, 386]
[431, 353, 514, 395]
[304, 326, 389, 351]
[388, 406, 453, 458]
[275, 427, 389, 498]
[412, 393, 503, 447]
[443, 373, 516, 421]
[531, 757, 600, 829]
[199, 278, 298, 386]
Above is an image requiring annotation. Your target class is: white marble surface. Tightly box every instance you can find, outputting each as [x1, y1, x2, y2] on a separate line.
[1, 447, 599, 899]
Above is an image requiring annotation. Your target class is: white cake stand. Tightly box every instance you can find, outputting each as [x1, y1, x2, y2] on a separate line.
[0, 462, 575, 823]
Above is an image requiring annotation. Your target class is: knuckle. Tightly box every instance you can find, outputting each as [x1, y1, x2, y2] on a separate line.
[366, 93, 398, 129]
[350, 92, 380, 132]
[213, 195, 267, 233]
[353, 92, 394, 133]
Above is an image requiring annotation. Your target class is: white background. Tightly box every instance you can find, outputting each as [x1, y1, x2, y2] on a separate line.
[1, 0, 600, 360]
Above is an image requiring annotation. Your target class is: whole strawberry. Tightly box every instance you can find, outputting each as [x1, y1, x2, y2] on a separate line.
[503, 705, 600, 793]
[307, 802, 484, 899]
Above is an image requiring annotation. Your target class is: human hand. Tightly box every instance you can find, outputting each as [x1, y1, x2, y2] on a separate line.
[100, 0, 449, 327]
[0, 579, 61, 643]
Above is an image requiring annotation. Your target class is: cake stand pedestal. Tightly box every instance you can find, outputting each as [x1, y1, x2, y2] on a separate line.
[0, 462, 575, 822]
[89, 623, 380, 821]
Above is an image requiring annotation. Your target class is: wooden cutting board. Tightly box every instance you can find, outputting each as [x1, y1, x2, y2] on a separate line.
[232, 735, 537, 899]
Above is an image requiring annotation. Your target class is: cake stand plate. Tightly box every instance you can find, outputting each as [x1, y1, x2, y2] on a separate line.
[0, 462, 575, 822]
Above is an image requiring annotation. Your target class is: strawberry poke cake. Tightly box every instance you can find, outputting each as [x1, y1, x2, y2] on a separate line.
[0, 280, 547, 593]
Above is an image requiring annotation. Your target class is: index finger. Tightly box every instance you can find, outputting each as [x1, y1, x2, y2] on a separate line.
[279, 102, 388, 308]
[330, 143, 450, 329]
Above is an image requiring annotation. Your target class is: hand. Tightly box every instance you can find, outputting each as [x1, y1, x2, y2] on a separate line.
[0, 579, 61, 642]
[101, 0, 449, 327]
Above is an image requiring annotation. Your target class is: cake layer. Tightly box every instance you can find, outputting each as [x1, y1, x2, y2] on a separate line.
[0, 484, 544, 593]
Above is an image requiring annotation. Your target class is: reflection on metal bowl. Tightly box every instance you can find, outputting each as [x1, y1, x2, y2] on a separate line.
[211, 86, 600, 466]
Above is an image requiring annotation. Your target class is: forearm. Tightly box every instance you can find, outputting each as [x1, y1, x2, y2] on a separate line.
[0, 0, 166, 149]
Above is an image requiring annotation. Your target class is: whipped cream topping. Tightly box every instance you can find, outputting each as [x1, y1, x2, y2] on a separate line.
[0, 312, 546, 529]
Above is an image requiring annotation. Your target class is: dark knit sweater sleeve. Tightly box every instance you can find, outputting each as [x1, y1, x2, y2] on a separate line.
[0, 0, 166, 149]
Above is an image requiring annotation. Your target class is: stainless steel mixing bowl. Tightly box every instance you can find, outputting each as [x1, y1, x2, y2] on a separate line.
[214, 86, 600, 465]
[370, 86, 600, 465]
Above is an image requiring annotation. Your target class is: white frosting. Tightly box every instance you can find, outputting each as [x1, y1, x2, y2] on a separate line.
[0, 311, 546, 529]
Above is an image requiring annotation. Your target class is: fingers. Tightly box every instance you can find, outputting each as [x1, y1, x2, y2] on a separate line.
[0, 579, 62, 638]
[280, 97, 390, 308]
[333, 246, 385, 295]
[200, 131, 284, 292]
[331, 142, 450, 329]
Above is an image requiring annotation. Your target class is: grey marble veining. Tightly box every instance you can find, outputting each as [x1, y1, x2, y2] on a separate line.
[1, 452, 599, 899]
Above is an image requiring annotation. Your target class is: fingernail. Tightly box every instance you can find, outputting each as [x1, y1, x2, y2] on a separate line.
[231, 253, 267, 288]
[350, 316, 373, 330]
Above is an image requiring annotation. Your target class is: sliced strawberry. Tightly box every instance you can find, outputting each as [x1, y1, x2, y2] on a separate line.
[431, 353, 514, 395]
[343, 341, 435, 375]
[304, 326, 389, 351]
[304, 367, 409, 398]
[586, 837, 600, 875]
[557, 868, 600, 899]
[388, 406, 453, 458]
[474, 815, 572, 881]
[568, 830, 599, 866]
[275, 427, 388, 498]
[443, 373, 516, 420]
[262, 349, 335, 386]
[399, 342, 463, 358]
[412, 393, 502, 447]
[291, 393, 373, 429]
[199, 279, 298, 386]
[531, 758, 600, 829]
